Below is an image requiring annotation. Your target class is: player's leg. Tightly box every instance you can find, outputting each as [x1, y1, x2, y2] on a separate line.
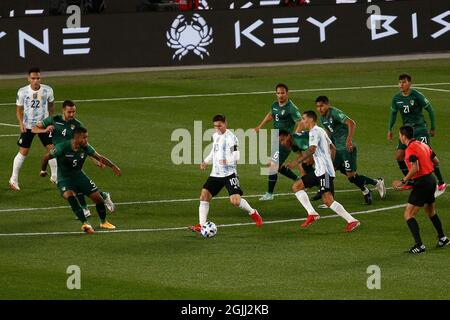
[99, 190, 115, 213]
[226, 175, 262, 227]
[189, 176, 218, 232]
[87, 191, 115, 229]
[9, 131, 34, 190]
[424, 203, 449, 248]
[321, 176, 360, 232]
[60, 183, 94, 234]
[39, 133, 57, 183]
[293, 173, 320, 228]
[403, 204, 425, 253]
[76, 192, 91, 218]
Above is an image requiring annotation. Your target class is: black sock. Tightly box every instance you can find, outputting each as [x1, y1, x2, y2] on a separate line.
[406, 218, 422, 246]
[430, 214, 445, 239]
[349, 175, 366, 192]
[434, 165, 444, 185]
[268, 174, 278, 194]
[68, 196, 86, 223]
[76, 193, 88, 209]
[96, 203, 107, 222]
[278, 166, 298, 181]
[359, 174, 377, 186]
[398, 160, 409, 176]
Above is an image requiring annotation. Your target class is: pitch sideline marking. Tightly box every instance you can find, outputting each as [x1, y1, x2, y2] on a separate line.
[413, 86, 450, 93]
[0, 83, 449, 106]
[0, 203, 406, 237]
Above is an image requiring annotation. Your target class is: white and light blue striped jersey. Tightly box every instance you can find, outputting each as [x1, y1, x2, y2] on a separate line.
[309, 125, 335, 177]
[205, 129, 239, 178]
[16, 84, 54, 129]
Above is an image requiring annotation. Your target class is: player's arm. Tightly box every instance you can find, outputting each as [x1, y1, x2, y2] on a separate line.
[387, 99, 398, 141]
[41, 145, 60, 174]
[424, 103, 436, 137]
[393, 155, 419, 189]
[90, 152, 121, 176]
[254, 112, 273, 132]
[201, 146, 214, 170]
[32, 117, 54, 134]
[48, 101, 55, 116]
[287, 146, 316, 169]
[16, 105, 26, 133]
[344, 118, 356, 152]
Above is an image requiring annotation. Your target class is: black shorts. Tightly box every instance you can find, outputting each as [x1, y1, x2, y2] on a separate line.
[17, 129, 52, 148]
[203, 173, 243, 197]
[301, 172, 334, 194]
[408, 174, 436, 207]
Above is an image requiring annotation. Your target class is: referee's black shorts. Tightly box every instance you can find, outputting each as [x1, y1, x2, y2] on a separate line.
[408, 173, 436, 207]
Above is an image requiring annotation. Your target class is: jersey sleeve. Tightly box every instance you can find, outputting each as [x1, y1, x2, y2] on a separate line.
[309, 129, 319, 147]
[16, 89, 24, 107]
[41, 116, 54, 128]
[333, 109, 349, 124]
[418, 92, 436, 130]
[388, 97, 398, 130]
[289, 104, 302, 122]
[49, 143, 64, 159]
[47, 87, 55, 103]
[86, 144, 96, 156]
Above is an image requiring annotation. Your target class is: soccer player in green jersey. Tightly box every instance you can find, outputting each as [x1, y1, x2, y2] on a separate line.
[388, 74, 446, 196]
[316, 96, 386, 205]
[44, 127, 121, 234]
[33, 100, 116, 218]
[254, 83, 310, 201]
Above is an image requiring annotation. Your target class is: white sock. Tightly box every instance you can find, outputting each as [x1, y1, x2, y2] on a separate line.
[239, 198, 254, 215]
[199, 201, 209, 225]
[11, 152, 26, 181]
[330, 201, 357, 223]
[48, 158, 57, 179]
[295, 190, 318, 215]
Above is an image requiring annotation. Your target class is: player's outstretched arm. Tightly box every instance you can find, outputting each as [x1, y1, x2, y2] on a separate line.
[16, 106, 26, 133]
[254, 112, 273, 132]
[91, 153, 121, 176]
[32, 122, 54, 134]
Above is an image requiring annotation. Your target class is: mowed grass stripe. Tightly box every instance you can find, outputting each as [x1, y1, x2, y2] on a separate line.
[0, 203, 406, 237]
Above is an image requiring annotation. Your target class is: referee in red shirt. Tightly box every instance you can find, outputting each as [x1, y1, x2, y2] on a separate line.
[393, 126, 449, 253]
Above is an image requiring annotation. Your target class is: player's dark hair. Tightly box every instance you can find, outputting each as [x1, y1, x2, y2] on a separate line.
[74, 127, 87, 136]
[62, 100, 75, 108]
[28, 67, 41, 74]
[303, 110, 317, 122]
[212, 114, 226, 123]
[315, 96, 329, 104]
[399, 125, 414, 139]
[275, 83, 288, 92]
[278, 129, 291, 137]
[399, 74, 412, 82]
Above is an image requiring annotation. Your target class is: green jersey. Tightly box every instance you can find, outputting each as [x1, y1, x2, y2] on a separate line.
[50, 140, 96, 179]
[389, 89, 435, 132]
[320, 107, 353, 151]
[41, 115, 85, 145]
[291, 131, 309, 153]
[271, 100, 301, 133]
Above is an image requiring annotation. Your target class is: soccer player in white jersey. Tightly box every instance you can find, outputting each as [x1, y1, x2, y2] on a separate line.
[281, 111, 360, 232]
[189, 114, 263, 233]
[9, 68, 57, 190]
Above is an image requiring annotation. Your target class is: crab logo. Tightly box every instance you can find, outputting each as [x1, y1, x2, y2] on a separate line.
[166, 13, 213, 61]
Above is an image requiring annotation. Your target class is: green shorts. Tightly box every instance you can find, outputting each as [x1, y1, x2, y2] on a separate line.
[271, 142, 291, 165]
[334, 147, 357, 173]
[397, 130, 431, 150]
[57, 173, 99, 197]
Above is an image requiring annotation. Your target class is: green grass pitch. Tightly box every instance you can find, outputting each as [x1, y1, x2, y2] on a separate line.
[0, 59, 449, 299]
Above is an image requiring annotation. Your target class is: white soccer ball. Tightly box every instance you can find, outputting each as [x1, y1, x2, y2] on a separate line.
[201, 221, 217, 238]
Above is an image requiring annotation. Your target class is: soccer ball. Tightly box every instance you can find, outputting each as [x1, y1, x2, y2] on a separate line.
[201, 221, 217, 238]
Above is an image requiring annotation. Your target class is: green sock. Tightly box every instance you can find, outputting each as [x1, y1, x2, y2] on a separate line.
[96, 203, 107, 222]
[76, 193, 88, 209]
[68, 196, 86, 223]
[100, 190, 108, 200]
[434, 165, 444, 185]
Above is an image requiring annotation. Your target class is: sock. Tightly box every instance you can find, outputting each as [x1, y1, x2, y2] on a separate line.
[359, 174, 377, 186]
[278, 166, 299, 181]
[76, 193, 88, 209]
[398, 160, 409, 176]
[295, 190, 317, 215]
[349, 175, 366, 191]
[268, 174, 278, 194]
[239, 198, 254, 215]
[330, 201, 356, 223]
[11, 152, 27, 180]
[430, 214, 445, 239]
[434, 165, 444, 185]
[301, 163, 314, 175]
[48, 158, 57, 179]
[68, 196, 86, 223]
[96, 203, 107, 222]
[199, 201, 209, 225]
[98, 190, 107, 200]
[406, 218, 422, 246]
